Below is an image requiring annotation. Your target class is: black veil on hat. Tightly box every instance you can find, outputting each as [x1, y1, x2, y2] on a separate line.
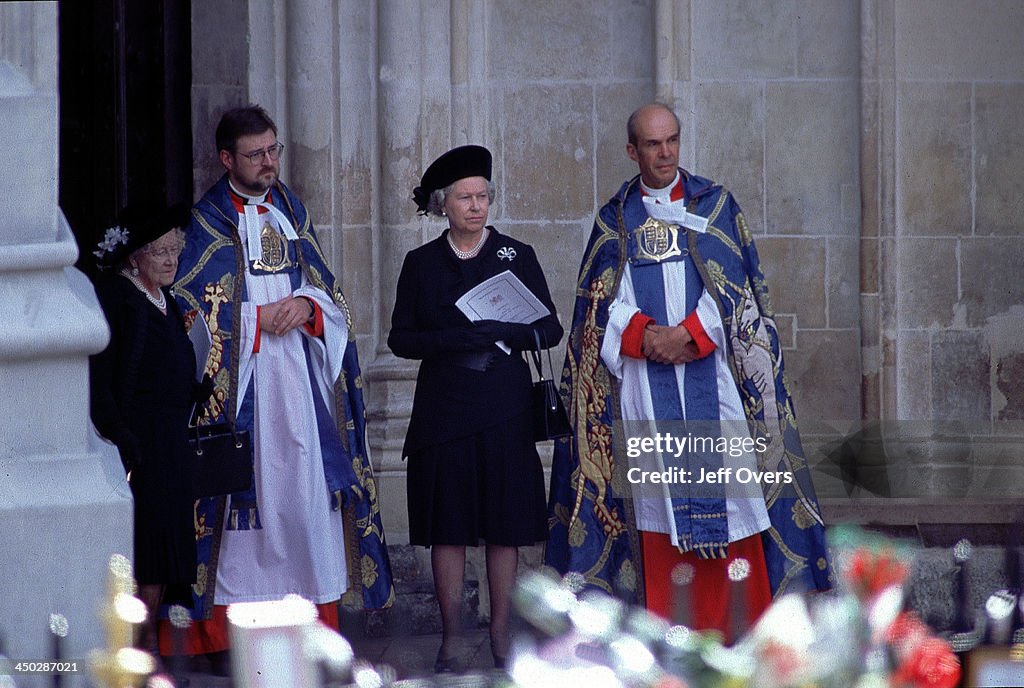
[412, 144, 492, 214]
[93, 201, 191, 269]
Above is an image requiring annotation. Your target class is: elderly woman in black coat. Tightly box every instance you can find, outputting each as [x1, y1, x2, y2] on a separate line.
[389, 146, 563, 671]
[89, 203, 207, 653]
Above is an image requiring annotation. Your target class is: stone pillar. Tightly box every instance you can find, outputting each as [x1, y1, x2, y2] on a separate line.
[0, 2, 131, 681]
[364, 0, 453, 544]
[284, 0, 334, 228]
[652, 0, 691, 158]
[450, 0, 488, 145]
[247, 0, 288, 167]
[653, 0, 672, 103]
[335, 0, 383, 356]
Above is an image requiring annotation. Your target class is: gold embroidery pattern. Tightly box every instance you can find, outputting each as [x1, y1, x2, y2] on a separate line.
[173, 208, 235, 304]
[351, 457, 384, 541]
[632, 217, 682, 262]
[568, 513, 588, 548]
[194, 505, 214, 542]
[360, 554, 379, 588]
[617, 559, 637, 593]
[251, 223, 292, 273]
[568, 274, 624, 539]
[198, 280, 232, 422]
[736, 212, 753, 248]
[353, 457, 375, 500]
[191, 563, 208, 597]
[763, 527, 808, 596]
[704, 189, 729, 227]
[706, 225, 743, 257]
[575, 215, 619, 298]
[792, 500, 816, 530]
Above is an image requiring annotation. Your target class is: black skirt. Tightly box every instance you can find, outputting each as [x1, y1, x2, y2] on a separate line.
[407, 409, 548, 547]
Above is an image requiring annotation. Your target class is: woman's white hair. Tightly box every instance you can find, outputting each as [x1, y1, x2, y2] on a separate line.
[122, 227, 186, 269]
[425, 179, 496, 218]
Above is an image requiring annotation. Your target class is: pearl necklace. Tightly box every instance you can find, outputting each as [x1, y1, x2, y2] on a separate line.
[446, 228, 488, 260]
[122, 269, 167, 311]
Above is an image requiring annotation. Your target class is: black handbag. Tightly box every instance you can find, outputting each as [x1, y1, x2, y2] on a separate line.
[189, 419, 253, 498]
[529, 329, 572, 442]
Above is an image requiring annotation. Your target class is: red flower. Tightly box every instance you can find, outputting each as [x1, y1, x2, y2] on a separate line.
[844, 547, 908, 599]
[887, 612, 929, 658]
[891, 636, 961, 688]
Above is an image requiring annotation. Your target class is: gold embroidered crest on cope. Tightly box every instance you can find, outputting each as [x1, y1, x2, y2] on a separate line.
[253, 222, 291, 272]
[633, 217, 683, 262]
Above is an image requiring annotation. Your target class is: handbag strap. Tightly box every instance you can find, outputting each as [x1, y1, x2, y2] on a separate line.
[190, 399, 234, 430]
[190, 393, 240, 442]
[529, 327, 556, 382]
[190, 411, 244, 448]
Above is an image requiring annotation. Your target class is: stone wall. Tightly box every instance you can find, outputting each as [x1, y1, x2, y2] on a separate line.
[862, 0, 1024, 500]
[186, 0, 1024, 629]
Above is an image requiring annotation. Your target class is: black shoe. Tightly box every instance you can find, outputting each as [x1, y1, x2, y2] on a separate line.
[434, 649, 456, 674]
[490, 639, 507, 670]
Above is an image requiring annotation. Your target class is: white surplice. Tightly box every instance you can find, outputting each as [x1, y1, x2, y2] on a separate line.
[598, 175, 770, 547]
[213, 210, 350, 605]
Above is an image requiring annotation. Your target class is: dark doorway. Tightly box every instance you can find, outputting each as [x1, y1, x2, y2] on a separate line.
[59, 0, 192, 276]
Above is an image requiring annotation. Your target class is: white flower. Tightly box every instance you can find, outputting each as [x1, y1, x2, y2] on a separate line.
[497, 246, 517, 261]
[93, 225, 130, 258]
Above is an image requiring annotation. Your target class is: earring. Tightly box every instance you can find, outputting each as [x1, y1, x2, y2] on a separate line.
[131, 266, 140, 276]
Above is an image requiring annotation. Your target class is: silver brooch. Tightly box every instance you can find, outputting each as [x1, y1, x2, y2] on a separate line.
[93, 225, 130, 258]
[497, 246, 517, 261]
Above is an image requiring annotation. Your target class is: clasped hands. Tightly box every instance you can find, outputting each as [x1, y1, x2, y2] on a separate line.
[642, 323, 699, 365]
[259, 295, 315, 336]
[436, 319, 528, 352]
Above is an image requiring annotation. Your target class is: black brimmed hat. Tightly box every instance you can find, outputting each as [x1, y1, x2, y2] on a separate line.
[412, 145, 492, 213]
[93, 201, 191, 269]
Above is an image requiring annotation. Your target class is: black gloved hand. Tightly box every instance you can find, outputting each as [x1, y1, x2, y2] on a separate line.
[472, 319, 514, 342]
[193, 374, 215, 404]
[433, 326, 499, 352]
[472, 320, 535, 349]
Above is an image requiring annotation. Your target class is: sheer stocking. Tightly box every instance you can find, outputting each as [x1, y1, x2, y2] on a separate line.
[485, 544, 518, 666]
[431, 545, 467, 661]
[136, 583, 164, 653]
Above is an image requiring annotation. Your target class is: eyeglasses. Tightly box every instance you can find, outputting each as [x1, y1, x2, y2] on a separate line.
[142, 245, 184, 259]
[239, 142, 285, 165]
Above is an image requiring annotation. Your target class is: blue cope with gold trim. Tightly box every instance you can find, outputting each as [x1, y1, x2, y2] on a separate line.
[172, 174, 394, 618]
[544, 169, 832, 605]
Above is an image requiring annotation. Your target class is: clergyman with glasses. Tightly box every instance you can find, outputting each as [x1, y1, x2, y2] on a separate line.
[171, 105, 393, 663]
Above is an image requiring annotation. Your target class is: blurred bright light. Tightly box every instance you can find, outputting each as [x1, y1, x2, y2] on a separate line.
[227, 594, 317, 628]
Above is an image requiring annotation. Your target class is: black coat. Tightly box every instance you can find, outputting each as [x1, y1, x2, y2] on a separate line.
[89, 275, 197, 588]
[388, 227, 563, 456]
